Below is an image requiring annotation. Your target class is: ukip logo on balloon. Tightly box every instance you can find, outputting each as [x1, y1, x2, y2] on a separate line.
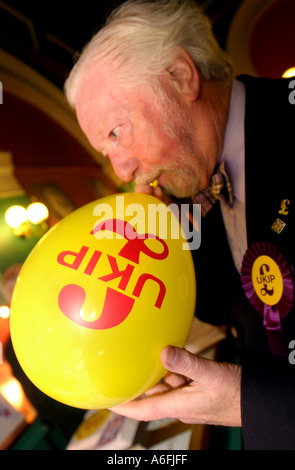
[57, 218, 168, 330]
[10, 193, 196, 409]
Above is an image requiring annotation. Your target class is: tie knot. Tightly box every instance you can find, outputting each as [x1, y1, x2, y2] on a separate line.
[210, 160, 233, 206]
[193, 160, 233, 217]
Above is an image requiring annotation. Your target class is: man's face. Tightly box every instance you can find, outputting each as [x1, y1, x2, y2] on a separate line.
[75, 62, 207, 199]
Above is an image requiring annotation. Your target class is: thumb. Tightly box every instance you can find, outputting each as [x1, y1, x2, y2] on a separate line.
[161, 345, 202, 381]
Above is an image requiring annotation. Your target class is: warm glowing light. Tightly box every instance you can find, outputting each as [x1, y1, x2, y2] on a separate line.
[27, 202, 49, 224]
[1, 379, 23, 408]
[0, 305, 10, 319]
[4, 205, 27, 229]
[282, 67, 295, 78]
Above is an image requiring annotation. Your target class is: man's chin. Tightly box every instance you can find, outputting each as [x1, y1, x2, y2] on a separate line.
[163, 184, 195, 200]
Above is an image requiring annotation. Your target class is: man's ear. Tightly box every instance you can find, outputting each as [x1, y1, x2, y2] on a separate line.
[167, 48, 200, 102]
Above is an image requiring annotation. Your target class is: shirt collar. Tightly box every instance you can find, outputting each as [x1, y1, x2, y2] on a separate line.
[221, 78, 246, 203]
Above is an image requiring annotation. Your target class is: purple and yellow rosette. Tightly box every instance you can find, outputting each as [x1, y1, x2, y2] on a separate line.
[241, 241, 295, 355]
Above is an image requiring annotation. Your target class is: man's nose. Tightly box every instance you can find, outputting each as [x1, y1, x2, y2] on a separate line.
[109, 153, 139, 183]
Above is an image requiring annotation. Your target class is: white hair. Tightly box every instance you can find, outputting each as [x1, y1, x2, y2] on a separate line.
[65, 0, 233, 108]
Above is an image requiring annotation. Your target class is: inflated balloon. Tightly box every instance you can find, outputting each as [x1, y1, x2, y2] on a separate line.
[10, 193, 196, 409]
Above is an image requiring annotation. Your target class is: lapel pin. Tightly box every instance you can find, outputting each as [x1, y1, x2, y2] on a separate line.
[278, 199, 290, 216]
[271, 218, 286, 234]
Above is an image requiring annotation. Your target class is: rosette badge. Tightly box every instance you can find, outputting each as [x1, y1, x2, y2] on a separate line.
[241, 241, 295, 354]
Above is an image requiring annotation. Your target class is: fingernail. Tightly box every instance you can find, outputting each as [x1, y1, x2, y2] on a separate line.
[165, 346, 177, 366]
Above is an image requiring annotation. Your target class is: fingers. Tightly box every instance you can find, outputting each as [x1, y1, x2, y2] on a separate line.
[144, 382, 171, 397]
[109, 348, 199, 422]
[163, 371, 191, 388]
[144, 371, 189, 397]
[161, 346, 201, 382]
[134, 183, 165, 198]
[110, 348, 242, 426]
[134, 184, 154, 195]
[134, 184, 172, 205]
[110, 387, 181, 422]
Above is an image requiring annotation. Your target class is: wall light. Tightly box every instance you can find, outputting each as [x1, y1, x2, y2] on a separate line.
[4, 202, 49, 237]
[0, 378, 23, 409]
[0, 305, 10, 319]
[282, 67, 295, 78]
[4, 205, 27, 229]
[26, 202, 49, 224]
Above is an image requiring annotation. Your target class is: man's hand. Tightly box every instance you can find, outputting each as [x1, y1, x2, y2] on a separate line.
[110, 346, 242, 427]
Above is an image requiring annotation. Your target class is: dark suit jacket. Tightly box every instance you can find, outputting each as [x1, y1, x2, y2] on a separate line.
[194, 75, 295, 449]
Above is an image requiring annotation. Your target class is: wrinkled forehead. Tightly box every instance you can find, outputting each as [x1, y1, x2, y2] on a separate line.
[75, 62, 125, 136]
[75, 60, 159, 118]
[75, 61, 111, 114]
[74, 59, 170, 145]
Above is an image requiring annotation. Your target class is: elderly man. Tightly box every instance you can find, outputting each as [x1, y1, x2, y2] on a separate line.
[65, 0, 295, 449]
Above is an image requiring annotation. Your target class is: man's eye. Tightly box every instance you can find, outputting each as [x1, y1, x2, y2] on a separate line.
[109, 127, 120, 139]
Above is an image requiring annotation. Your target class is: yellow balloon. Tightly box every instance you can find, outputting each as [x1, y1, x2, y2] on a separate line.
[10, 193, 196, 409]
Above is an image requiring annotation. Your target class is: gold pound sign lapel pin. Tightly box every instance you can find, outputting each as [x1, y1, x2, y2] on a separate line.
[271, 199, 290, 234]
[278, 199, 290, 216]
